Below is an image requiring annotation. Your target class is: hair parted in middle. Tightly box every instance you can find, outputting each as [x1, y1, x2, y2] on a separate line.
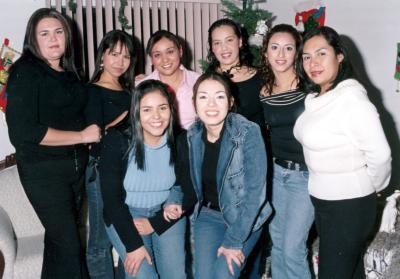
[192, 71, 235, 112]
[260, 24, 302, 95]
[90, 30, 136, 91]
[206, 18, 253, 72]
[22, 8, 76, 73]
[128, 79, 176, 170]
[297, 26, 354, 94]
[145, 29, 183, 56]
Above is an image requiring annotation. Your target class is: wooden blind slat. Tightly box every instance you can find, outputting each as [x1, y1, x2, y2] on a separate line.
[95, 0, 104, 47]
[86, 0, 95, 77]
[168, 1, 176, 34]
[46, 0, 224, 75]
[105, 0, 113, 32]
[160, 2, 168, 30]
[142, 0, 152, 74]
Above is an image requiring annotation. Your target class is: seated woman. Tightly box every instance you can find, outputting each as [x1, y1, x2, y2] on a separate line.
[165, 72, 272, 279]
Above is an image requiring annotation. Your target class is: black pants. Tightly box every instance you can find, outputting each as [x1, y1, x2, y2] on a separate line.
[311, 193, 377, 279]
[17, 152, 88, 279]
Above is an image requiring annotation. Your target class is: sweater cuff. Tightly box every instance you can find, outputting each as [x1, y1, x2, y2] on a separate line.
[149, 210, 177, 235]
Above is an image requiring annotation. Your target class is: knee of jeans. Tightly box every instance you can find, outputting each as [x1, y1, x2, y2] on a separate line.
[213, 255, 242, 279]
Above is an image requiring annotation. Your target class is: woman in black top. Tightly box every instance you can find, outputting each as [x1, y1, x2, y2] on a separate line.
[206, 18, 264, 127]
[259, 24, 314, 279]
[6, 8, 100, 279]
[84, 30, 135, 279]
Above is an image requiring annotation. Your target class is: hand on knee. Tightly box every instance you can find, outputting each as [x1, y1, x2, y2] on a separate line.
[217, 246, 245, 276]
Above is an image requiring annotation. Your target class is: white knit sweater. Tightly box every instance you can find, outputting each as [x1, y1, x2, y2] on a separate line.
[294, 79, 391, 200]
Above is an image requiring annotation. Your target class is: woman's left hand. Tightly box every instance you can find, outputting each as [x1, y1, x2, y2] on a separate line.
[217, 246, 245, 276]
[133, 218, 154, 235]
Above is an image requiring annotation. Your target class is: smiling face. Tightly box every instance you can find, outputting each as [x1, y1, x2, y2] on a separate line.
[140, 90, 171, 146]
[150, 37, 182, 77]
[302, 35, 344, 94]
[211, 25, 242, 69]
[195, 79, 232, 135]
[266, 32, 297, 74]
[36, 17, 66, 68]
[101, 42, 131, 80]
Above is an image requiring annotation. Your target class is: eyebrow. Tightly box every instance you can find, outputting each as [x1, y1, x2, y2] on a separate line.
[141, 103, 169, 108]
[151, 47, 176, 53]
[270, 43, 295, 47]
[303, 47, 327, 54]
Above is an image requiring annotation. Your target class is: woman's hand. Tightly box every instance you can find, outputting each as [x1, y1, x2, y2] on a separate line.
[217, 246, 245, 276]
[163, 204, 183, 222]
[124, 246, 152, 276]
[80, 124, 101, 143]
[133, 218, 154, 235]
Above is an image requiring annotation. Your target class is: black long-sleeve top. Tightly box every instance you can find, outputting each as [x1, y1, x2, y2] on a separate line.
[233, 71, 265, 128]
[6, 53, 87, 161]
[260, 89, 306, 163]
[100, 121, 179, 253]
[175, 132, 198, 211]
[85, 84, 131, 158]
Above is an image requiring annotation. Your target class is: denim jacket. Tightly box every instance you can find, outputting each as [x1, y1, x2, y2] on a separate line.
[185, 113, 271, 249]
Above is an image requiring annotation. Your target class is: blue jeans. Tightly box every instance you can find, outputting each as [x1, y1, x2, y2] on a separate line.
[193, 207, 262, 279]
[269, 163, 314, 279]
[106, 205, 187, 279]
[85, 157, 117, 279]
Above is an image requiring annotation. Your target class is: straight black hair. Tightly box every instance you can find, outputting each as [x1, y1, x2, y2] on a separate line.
[297, 26, 354, 93]
[90, 30, 136, 91]
[128, 79, 176, 170]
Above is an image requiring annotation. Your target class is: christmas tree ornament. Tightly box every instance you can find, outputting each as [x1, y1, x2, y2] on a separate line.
[294, 0, 326, 32]
[0, 38, 21, 113]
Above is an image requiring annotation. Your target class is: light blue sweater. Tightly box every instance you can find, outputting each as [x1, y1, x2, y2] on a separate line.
[124, 135, 175, 208]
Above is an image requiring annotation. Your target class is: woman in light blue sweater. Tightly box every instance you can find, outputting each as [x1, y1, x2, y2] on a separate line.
[104, 79, 186, 279]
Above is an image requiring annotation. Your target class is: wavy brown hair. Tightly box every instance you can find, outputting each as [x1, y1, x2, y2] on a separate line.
[260, 24, 302, 95]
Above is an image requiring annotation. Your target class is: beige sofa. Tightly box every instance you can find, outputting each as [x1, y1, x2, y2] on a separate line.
[0, 165, 44, 279]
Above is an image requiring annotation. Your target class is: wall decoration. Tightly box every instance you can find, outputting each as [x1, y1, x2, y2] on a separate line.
[0, 38, 21, 113]
[294, 0, 326, 32]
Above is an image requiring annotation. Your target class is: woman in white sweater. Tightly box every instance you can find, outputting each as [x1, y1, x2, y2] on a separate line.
[294, 26, 391, 279]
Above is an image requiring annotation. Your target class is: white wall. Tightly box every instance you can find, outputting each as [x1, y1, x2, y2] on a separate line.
[0, 0, 44, 159]
[261, 0, 400, 190]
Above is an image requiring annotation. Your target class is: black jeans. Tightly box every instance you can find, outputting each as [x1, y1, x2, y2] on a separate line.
[311, 193, 377, 279]
[17, 151, 88, 279]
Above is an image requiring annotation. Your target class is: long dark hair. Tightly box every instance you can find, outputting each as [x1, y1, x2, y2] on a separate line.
[90, 30, 136, 91]
[260, 24, 302, 95]
[22, 8, 76, 72]
[297, 26, 354, 93]
[206, 18, 253, 72]
[129, 79, 176, 170]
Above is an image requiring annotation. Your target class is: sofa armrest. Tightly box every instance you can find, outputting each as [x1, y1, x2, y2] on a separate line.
[0, 206, 16, 278]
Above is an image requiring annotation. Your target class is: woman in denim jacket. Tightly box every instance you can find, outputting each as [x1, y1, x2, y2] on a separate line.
[165, 72, 272, 279]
